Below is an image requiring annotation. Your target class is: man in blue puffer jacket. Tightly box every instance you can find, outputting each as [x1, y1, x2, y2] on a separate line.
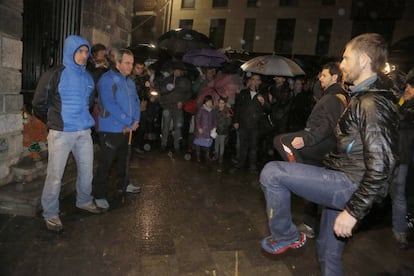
[93, 49, 141, 210]
[33, 35, 102, 233]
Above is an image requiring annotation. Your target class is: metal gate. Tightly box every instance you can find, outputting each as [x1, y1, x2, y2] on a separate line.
[22, 0, 82, 107]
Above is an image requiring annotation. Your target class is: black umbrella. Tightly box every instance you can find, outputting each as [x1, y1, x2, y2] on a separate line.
[127, 43, 171, 63]
[157, 29, 215, 58]
[154, 59, 200, 81]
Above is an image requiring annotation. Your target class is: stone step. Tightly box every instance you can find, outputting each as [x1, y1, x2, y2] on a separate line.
[0, 158, 77, 217]
[10, 151, 48, 183]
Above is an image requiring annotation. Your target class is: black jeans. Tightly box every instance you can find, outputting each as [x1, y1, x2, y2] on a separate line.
[236, 127, 259, 170]
[93, 132, 129, 199]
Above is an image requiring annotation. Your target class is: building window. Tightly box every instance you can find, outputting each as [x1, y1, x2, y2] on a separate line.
[321, 0, 335, 5]
[209, 19, 226, 48]
[247, 0, 258, 7]
[280, 0, 298, 6]
[315, 18, 332, 56]
[243, 18, 256, 51]
[212, 0, 228, 8]
[179, 19, 194, 30]
[181, 0, 195, 8]
[274, 18, 296, 54]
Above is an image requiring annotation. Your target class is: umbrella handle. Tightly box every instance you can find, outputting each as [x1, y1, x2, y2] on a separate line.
[128, 130, 133, 146]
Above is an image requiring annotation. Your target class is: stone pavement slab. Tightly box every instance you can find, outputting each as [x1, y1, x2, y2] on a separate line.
[0, 151, 413, 275]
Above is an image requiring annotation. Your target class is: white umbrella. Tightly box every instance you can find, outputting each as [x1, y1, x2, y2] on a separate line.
[241, 55, 305, 77]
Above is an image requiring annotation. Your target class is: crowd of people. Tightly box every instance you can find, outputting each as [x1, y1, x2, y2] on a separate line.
[31, 33, 413, 275]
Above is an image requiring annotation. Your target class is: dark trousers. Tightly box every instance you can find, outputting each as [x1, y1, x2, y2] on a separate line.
[274, 131, 333, 230]
[237, 127, 259, 169]
[134, 111, 148, 149]
[274, 131, 330, 165]
[93, 132, 129, 199]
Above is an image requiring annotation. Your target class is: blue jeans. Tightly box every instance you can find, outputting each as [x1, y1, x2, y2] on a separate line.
[260, 161, 358, 276]
[390, 164, 409, 234]
[42, 129, 94, 219]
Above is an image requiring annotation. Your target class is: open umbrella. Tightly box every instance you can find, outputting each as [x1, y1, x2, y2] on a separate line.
[241, 55, 305, 77]
[182, 49, 228, 67]
[157, 29, 215, 57]
[127, 43, 171, 63]
[197, 74, 242, 107]
[157, 59, 200, 81]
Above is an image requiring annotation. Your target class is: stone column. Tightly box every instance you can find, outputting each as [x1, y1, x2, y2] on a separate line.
[0, 0, 24, 186]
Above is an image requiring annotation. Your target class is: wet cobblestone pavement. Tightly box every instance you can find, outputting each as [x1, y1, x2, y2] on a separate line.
[1, 151, 413, 275]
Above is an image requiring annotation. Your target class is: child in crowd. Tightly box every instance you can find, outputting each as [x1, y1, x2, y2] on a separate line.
[214, 97, 232, 163]
[193, 95, 216, 162]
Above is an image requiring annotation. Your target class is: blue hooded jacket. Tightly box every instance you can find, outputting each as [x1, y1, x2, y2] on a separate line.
[55, 35, 95, 131]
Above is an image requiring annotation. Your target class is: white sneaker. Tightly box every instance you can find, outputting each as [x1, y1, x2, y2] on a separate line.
[77, 202, 102, 214]
[95, 198, 110, 210]
[45, 216, 63, 232]
[126, 184, 141, 193]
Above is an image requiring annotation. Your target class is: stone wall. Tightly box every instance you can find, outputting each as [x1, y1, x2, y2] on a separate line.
[0, 0, 24, 186]
[82, 0, 133, 48]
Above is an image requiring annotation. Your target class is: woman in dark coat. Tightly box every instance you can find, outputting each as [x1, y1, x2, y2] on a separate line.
[193, 95, 216, 162]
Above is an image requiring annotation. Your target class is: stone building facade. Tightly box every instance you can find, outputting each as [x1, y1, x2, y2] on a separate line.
[0, 0, 24, 186]
[0, 0, 133, 186]
[133, 0, 414, 58]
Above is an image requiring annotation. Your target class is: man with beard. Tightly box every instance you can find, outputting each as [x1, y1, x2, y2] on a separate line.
[259, 33, 399, 276]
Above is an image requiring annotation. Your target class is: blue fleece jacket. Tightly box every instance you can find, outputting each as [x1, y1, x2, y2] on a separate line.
[97, 69, 140, 133]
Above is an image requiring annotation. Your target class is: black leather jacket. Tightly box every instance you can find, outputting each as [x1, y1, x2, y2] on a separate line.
[324, 74, 399, 220]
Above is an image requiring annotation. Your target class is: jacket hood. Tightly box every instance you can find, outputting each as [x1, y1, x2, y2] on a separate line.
[63, 35, 90, 70]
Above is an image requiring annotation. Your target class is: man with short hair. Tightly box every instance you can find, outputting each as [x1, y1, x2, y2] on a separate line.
[231, 73, 270, 173]
[33, 35, 102, 233]
[260, 33, 399, 275]
[273, 62, 349, 238]
[93, 49, 141, 210]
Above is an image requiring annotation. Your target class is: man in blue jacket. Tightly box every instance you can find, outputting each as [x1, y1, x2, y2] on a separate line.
[93, 49, 141, 210]
[32, 35, 102, 233]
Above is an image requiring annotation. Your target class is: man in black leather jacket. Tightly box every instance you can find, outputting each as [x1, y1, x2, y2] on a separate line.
[259, 33, 399, 276]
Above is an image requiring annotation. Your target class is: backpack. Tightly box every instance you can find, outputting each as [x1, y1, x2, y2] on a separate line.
[32, 65, 65, 123]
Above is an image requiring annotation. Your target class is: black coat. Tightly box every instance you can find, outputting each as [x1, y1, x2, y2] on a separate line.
[324, 74, 399, 220]
[158, 75, 193, 110]
[233, 88, 270, 129]
[302, 83, 348, 147]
